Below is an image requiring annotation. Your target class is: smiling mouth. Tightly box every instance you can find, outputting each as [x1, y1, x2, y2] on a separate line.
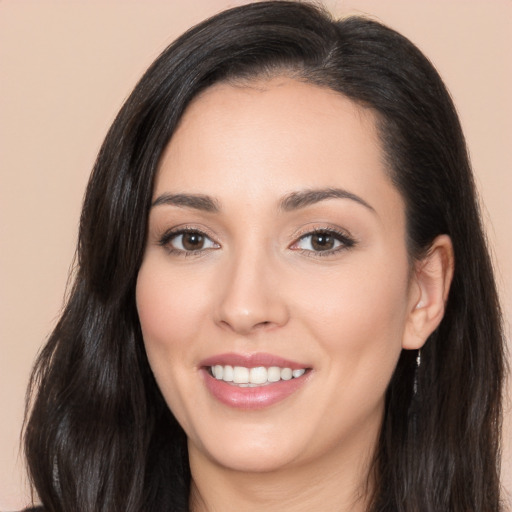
[208, 365, 308, 387]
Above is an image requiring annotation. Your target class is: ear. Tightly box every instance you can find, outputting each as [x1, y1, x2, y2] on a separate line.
[402, 234, 454, 350]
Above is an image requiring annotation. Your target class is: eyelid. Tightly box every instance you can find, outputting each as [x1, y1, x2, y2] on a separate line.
[289, 226, 357, 255]
[155, 223, 356, 257]
[158, 225, 221, 255]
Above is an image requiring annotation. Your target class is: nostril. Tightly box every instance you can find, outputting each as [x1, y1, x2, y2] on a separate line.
[215, 288, 290, 333]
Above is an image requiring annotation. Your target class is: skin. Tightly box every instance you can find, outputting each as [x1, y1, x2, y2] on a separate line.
[136, 78, 453, 511]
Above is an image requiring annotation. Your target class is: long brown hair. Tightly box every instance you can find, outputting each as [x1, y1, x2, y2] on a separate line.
[24, 2, 506, 510]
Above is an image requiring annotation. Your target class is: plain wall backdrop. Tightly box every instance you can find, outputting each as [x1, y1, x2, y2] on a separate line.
[1, 0, 510, 509]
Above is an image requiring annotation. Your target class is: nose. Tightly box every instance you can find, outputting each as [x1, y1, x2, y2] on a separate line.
[214, 248, 290, 335]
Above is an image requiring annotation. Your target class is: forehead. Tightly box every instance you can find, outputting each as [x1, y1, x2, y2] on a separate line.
[155, 78, 402, 220]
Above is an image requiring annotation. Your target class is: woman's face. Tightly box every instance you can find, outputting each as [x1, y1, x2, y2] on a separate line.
[136, 78, 419, 475]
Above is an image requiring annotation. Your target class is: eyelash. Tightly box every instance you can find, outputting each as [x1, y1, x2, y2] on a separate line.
[157, 226, 357, 257]
[290, 227, 356, 257]
[158, 227, 219, 257]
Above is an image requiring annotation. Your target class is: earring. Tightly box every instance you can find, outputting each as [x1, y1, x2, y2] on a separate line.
[413, 349, 421, 395]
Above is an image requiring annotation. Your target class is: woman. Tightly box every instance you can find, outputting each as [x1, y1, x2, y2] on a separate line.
[23, 1, 506, 510]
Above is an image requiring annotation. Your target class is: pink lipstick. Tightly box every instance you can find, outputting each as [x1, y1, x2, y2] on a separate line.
[199, 352, 311, 410]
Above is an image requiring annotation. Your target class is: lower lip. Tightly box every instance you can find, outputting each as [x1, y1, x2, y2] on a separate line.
[202, 370, 310, 410]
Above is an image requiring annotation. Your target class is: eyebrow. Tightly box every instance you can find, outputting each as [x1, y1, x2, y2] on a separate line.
[151, 187, 375, 214]
[279, 187, 375, 213]
[152, 193, 220, 213]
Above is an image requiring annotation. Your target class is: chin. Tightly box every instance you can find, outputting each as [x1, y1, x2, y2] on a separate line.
[187, 421, 309, 474]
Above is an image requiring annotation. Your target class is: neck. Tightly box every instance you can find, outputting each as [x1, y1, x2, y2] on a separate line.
[188, 432, 377, 512]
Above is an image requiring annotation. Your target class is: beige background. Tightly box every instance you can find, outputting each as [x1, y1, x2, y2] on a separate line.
[1, 0, 510, 509]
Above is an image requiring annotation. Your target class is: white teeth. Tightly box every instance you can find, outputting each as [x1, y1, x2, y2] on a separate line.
[210, 364, 307, 386]
[222, 365, 234, 382]
[280, 368, 292, 381]
[213, 365, 223, 379]
[249, 366, 268, 384]
[233, 366, 249, 384]
[267, 366, 281, 382]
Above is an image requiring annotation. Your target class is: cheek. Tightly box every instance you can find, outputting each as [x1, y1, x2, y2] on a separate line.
[135, 258, 211, 414]
[135, 259, 212, 428]
[135, 259, 210, 352]
[295, 256, 410, 380]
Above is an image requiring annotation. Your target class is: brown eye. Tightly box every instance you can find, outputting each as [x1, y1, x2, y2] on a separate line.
[163, 230, 218, 253]
[181, 232, 205, 250]
[310, 232, 335, 251]
[292, 229, 355, 254]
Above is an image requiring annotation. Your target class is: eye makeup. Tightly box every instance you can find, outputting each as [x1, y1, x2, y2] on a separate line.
[156, 222, 357, 259]
[290, 227, 357, 257]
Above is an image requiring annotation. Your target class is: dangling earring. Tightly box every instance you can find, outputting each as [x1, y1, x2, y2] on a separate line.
[413, 349, 421, 395]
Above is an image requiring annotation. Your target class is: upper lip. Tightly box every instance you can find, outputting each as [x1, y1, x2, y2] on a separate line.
[199, 352, 309, 370]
